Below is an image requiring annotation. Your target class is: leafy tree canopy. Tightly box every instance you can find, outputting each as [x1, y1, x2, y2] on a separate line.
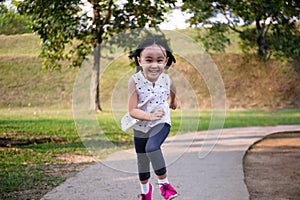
[17, 0, 177, 69]
[0, 0, 32, 35]
[182, 0, 300, 60]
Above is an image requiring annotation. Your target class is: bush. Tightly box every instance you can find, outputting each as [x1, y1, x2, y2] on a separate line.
[0, 7, 32, 35]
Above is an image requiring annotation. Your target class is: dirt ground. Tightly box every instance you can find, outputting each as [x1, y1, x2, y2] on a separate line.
[244, 131, 300, 200]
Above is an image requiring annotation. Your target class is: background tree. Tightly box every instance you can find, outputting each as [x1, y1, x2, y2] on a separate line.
[0, 1, 32, 35]
[182, 0, 300, 60]
[0, 0, 4, 8]
[17, 0, 176, 111]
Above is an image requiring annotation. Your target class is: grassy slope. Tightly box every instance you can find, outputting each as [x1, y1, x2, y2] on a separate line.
[0, 56, 78, 108]
[1, 33, 300, 110]
[0, 34, 41, 55]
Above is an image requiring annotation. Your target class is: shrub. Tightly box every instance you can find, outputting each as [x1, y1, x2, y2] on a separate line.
[0, 7, 32, 35]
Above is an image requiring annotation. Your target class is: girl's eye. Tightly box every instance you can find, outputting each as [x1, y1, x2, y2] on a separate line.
[146, 59, 152, 62]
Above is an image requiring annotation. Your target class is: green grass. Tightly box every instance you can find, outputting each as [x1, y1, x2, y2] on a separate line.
[0, 34, 41, 55]
[224, 109, 300, 127]
[177, 28, 243, 53]
[171, 109, 300, 132]
[0, 56, 78, 108]
[0, 109, 127, 199]
[1, 108, 300, 199]
[0, 110, 79, 199]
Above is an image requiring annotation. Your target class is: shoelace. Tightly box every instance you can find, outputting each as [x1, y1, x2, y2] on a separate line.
[159, 183, 177, 196]
[161, 184, 167, 196]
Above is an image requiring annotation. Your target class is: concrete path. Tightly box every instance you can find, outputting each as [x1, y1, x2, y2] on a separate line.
[42, 125, 300, 200]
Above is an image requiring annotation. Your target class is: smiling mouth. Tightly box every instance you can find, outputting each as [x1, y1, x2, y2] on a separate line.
[149, 69, 160, 74]
[149, 72, 159, 77]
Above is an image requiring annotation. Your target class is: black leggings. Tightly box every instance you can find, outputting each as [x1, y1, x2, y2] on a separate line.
[134, 123, 170, 181]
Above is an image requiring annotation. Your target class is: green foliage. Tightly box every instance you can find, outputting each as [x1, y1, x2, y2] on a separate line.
[238, 27, 257, 53]
[0, 7, 32, 35]
[182, 0, 300, 61]
[17, 0, 177, 69]
[201, 23, 230, 52]
[18, 0, 88, 69]
[270, 23, 300, 60]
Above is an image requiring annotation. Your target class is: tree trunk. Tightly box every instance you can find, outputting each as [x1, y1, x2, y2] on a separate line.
[89, 1, 113, 112]
[257, 35, 266, 57]
[90, 43, 102, 112]
[255, 16, 269, 59]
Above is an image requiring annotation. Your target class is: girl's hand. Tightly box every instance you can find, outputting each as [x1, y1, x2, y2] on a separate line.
[149, 109, 165, 121]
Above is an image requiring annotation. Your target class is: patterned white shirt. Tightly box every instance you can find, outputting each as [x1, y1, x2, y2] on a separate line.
[121, 71, 171, 133]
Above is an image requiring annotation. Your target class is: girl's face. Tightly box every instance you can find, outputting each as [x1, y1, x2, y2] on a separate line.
[138, 44, 168, 83]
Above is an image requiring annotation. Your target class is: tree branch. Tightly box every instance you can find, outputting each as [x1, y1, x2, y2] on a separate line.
[103, 0, 113, 26]
[227, 20, 243, 34]
[222, 10, 243, 34]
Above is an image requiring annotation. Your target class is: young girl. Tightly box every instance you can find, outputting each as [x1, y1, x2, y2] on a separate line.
[122, 36, 178, 200]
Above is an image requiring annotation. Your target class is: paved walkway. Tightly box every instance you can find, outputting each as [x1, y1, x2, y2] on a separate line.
[42, 125, 300, 200]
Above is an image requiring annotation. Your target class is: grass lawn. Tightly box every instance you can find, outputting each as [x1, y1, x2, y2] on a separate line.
[0, 107, 299, 199]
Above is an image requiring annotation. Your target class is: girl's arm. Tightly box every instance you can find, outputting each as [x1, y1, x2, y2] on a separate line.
[169, 79, 177, 110]
[128, 77, 164, 121]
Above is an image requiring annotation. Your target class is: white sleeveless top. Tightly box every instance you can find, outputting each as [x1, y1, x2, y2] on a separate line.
[121, 71, 171, 133]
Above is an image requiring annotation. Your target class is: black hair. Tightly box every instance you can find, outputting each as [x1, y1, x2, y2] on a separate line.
[129, 35, 176, 72]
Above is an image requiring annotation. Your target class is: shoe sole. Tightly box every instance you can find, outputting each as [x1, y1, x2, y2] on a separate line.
[163, 193, 178, 200]
[169, 193, 178, 199]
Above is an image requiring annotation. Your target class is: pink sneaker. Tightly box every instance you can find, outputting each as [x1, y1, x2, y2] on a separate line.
[160, 183, 178, 200]
[138, 183, 152, 200]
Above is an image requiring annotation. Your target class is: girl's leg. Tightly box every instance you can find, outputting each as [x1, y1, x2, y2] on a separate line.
[145, 123, 170, 177]
[134, 133, 152, 196]
[134, 134, 151, 182]
[145, 123, 178, 199]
